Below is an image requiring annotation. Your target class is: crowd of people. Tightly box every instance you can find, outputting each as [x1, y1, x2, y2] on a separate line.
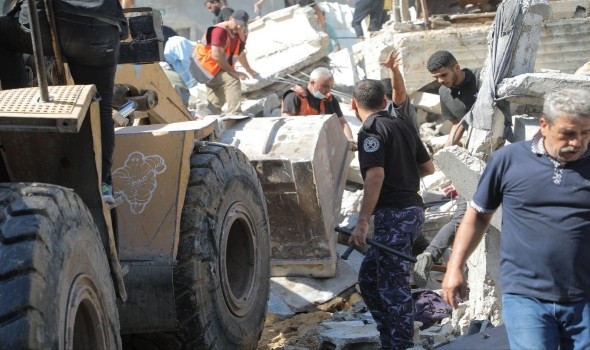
[1, 1, 588, 349]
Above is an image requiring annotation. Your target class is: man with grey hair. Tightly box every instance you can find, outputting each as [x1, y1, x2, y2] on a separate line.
[282, 67, 356, 148]
[443, 89, 590, 349]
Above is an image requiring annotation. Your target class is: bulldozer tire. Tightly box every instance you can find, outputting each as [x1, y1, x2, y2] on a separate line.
[0, 183, 121, 350]
[175, 143, 271, 349]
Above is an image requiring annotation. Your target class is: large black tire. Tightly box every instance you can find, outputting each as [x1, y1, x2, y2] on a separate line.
[0, 183, 120, 350]
[175, 142, 270, 349]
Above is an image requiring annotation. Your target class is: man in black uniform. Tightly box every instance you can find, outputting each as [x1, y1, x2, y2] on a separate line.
[348, 79, 434, 349]
[427, 50, 480, 147]
[0, 0, 128, 203]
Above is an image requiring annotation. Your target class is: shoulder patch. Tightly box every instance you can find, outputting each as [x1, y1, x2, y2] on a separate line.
[363, 137, 380, 153]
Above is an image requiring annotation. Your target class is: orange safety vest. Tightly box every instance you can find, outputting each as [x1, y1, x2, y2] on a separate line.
[193, 23, 243, 83]
[282, 86, 333, 116]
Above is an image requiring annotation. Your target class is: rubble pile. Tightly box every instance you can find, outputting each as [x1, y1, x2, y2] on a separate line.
[245, 0, 590, 349]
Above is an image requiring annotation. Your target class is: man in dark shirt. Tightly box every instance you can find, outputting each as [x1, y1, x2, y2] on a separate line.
[443, 88, 590, 349]
[282, 67, 355, 148]
[413, 50, 480, 287]
[204, 0, 233, 24]
[0, 0, 128, 204]
[349, 79, 434, 349]
[427, 50, 480, 147]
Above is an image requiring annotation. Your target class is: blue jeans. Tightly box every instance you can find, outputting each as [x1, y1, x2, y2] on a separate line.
[502, 294, 590, 350]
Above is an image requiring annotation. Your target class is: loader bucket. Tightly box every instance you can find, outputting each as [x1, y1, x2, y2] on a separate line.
[218, 114, 352, 277]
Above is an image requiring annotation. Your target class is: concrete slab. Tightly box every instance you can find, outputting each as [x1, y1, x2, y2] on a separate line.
[240, 5, 330, 94]
[497, 72, 590, 106]
[419, 323, 455, 346]
[266, 292, 296, 325]
[270, 256, 360, 313]
[437, 325, 509, 349]
[241, 93, 280, 118]
[318, 321, 380, 350]
[411, 91, 442, 115]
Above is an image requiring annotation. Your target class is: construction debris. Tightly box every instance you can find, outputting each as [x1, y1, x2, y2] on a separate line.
[136, 0, 590, 347]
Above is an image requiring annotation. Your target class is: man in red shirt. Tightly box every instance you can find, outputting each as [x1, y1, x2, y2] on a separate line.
[194, 10, 258, 115]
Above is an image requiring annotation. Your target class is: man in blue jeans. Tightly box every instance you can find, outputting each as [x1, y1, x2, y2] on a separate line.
[442, 89, 590, 349]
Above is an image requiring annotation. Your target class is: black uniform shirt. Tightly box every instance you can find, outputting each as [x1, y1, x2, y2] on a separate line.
[358, 110, 430, 211]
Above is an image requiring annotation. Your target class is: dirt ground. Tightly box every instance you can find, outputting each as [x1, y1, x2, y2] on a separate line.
[257, 291, 364, 350]
[257, 311, 333, 350]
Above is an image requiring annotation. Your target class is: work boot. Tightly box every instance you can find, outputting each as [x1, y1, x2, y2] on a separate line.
[412, 252, 433, 288]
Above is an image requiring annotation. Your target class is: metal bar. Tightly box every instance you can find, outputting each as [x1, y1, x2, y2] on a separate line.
[335, 226, 417, 263]
[43, 0, 66, 84]
[25, 0, 49, 101]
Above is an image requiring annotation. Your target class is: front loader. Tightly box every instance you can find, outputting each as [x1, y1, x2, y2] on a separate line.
[0, 5, 351, 350]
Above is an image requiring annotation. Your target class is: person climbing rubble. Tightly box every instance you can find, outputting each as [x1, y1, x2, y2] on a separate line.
[194, 10, 258, 115]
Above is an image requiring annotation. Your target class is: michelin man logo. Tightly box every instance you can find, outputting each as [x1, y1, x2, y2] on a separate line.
[112, 151, 167, 215]
[363, 137, 380, 153]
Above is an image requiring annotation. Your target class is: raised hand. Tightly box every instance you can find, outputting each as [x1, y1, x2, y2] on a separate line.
[380, 50, 402, 70]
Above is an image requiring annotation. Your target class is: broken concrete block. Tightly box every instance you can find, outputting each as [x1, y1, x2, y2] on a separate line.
[432, 146, 486, 201]
[240, 93, 281, 118]
[428, 134, 450, 154]
[411, 91, 442, 115]
[318, 321, 380, 350]
[419, 323, 455, 346]
[466, 226, 502, 326]
[497, 72, 590, 106]
[270, 256, 359, 313]
[240, 5, 330, 94]
[421, 170, 451, 192]
[266, 292, 295, 325]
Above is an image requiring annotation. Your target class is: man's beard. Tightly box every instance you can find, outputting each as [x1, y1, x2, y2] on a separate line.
[213, 7, 220, 16]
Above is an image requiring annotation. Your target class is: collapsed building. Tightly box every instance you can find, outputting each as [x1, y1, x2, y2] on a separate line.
[131, 0, 589, 347]
[228, 0, 590, 347]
